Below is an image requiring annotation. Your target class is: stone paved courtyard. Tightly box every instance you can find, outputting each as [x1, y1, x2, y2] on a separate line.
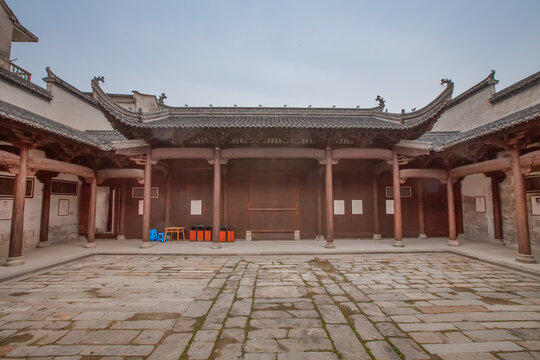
[0, 254, 539, 360]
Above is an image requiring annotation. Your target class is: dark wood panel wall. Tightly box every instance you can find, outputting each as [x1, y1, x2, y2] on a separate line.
[112, 158, 451, 240]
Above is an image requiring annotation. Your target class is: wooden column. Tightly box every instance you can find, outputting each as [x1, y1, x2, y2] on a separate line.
[6, 144, 29, 266]
[418, 179, 427, 239]
[37, 174, 52, 247]
[140, 151, 152, 248]
[164, 172, 172, 227]
[316, 166, 324, 239]
[392, 152, 403, 247]
[447, 179, 459, 246]
[454, 181, 464, 238]
[511, 148, 536, 263]
[324, 147, 335, 248]
[84, 177, 97, 248]
[489, 173, 504, 243]
[223, 165, 228, 225]
[212, 147, 221, 248]
[372, 174, 381, 240]
[117, 179, 126, 239]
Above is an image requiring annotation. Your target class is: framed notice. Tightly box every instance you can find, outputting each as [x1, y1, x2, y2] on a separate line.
[532, 195, 540, 216]
[0, 199, 12, 220]
[475, 196, 486, 213]
[385, 199, 395, 214]
[57, 199, 69, 216]
[333, 200, 345, 215]
[386, 186, 412, 198]
[138, 199, 144, 215]
[191, 200, 202, 215]
[351, 200, 363, 214]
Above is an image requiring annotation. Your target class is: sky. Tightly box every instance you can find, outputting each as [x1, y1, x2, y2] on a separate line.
[7, 0, 540, 112]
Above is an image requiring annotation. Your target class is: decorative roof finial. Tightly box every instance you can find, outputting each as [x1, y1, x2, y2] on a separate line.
[441, 78, 453, 87]
[93, 76, 105, 84]
[375, 95, 385, 109]
[158, 93, 167, 105]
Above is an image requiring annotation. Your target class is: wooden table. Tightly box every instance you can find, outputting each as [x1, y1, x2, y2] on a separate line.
[164, 227, 186, 243]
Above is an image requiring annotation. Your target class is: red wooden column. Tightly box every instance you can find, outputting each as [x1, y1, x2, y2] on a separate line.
[489, 173, 504, 243]
[84, 177, 97, 248]
[324, 147, 335, 248]
[392, 152, 403, 247]
[316, 166, 324, 240]
[6, 144, 29, 266]
[511, 148, 536, 263]
[37, 174, 53, 248]
[212, 147, 221, 249]
[140, 151, 152, 248]
[447, 179, 459, 246]
[372, 174, 381, 240]
[418, 179, 427, 239]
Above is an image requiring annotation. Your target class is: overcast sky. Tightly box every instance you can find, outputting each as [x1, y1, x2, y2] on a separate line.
[7, 0, 540, 112]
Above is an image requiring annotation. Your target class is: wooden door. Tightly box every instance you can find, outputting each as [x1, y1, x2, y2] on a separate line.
[249, 170, 298, 240]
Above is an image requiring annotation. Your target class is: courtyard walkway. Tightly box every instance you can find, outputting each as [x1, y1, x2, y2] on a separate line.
[0, 253, 539, 359]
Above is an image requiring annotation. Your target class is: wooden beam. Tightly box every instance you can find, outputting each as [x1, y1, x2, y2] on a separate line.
[511, 148, 536, 263]
[212, 147, 221, 247]
[6, 145, 28, 266]
[325, 147, 335, 248]
[450, 157, 511, 179]
[96, 168, 144, 183]
[332, 148, 393, 161]
[392, 151, 403, 247]
[520, 149, 540, 169]
[400, 168, 448, 182]
[140, 151, 152, 248]
[222, 147, 325, 161]
[151, 147, 214, 161]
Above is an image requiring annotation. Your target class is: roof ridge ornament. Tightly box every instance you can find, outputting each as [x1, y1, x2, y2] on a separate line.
[93, 76, 105, 84]
[158, 93, 167, 105]
[375, 95, 385, 110]
[441, 78, 453, 87]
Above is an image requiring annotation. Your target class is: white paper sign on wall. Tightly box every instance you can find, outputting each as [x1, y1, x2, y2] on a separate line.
[191, 200, 202, 215]
[0, 199, 13, 220]
[333, 200, 345, 215]
[138, 200, 144, 215]
[531, 195, 540, 216]
[475, 196, 486, 213]
[351, 200, 363, 214]
[385, 200, 395, 214]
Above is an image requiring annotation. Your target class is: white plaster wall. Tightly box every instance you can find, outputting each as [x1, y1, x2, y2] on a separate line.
[432, 81, 540, 133]
[48, 173, 79, 244]
[0, 6, 13, 66]
[0, 79, 113, 131]
[461, 174, 495, 242]
[95, 186, 109, 233]
[133, 92, 158, 113]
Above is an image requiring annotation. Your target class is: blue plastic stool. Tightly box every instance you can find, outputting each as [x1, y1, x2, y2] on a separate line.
[157, 233, 165, 242]
[149, 229, 157, 242]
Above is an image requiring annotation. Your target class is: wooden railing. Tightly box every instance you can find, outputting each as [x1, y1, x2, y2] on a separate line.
[9, 62, 31, 81]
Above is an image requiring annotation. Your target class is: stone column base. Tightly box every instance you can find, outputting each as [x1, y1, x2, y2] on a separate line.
[139, 241, 151, 249]
[324, 241, 335, 249]
[5, 256, 24, 266]
[393, 240, 404, 248]
[294, 230, 300, 240]
[418, 234, 427, 240]
[211, 243, 221, 249]
[315, 235, 325, 240]
[245, 230, 252, 241]
[516, 254, 536, 264]
[84, 242, 96, 248]
[373, 234, 382, 240]
[457, 233, 465, 240]
[447, 239, 460, 247]
[117, 234, 126, 240]
[37, 241, 50, 248]
[78, 235, 87, 241]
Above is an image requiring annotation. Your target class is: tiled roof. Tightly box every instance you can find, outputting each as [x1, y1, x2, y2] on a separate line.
[0, 100, 121, 150]
[0, 66, 52, 100]
[490, 70, 540, 104]
[91, 77, 454, 135]
[424, 103, 540, 151]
